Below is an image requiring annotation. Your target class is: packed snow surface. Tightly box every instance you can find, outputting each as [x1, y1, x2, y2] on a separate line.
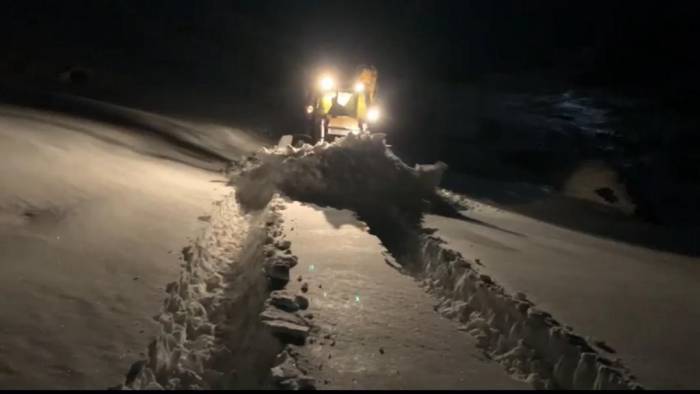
[278, 200, 527, 389]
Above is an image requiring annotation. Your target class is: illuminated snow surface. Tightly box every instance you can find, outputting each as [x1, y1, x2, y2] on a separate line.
[0, 101, 263, 388]
[1, 101, 695, 390]
[277, 200, 527, 389]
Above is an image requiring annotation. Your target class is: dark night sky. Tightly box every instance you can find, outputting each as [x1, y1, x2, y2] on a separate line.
[1, 0, 698, 99]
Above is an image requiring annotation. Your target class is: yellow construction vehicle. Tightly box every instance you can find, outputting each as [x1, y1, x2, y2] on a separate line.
[304, 65, 381, 143]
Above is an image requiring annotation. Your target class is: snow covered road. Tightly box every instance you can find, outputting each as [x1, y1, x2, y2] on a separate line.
[279, 201, 527, 389]
[0, 104, 260, 388]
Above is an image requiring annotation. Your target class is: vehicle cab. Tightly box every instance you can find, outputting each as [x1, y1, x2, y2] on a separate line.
[306, 67, 380, 142]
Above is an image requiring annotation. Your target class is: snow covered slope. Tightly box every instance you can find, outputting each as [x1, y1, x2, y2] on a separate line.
[0, 103, 259, 388]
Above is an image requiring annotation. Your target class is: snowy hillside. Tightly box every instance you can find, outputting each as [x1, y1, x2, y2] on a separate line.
[0, 99, 263, 388]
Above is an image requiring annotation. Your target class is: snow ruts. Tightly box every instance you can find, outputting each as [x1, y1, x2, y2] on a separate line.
[113, 193, 299, 389]
[416, 234, 641, 390]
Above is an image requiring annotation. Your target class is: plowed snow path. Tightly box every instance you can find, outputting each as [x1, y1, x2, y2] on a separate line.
[425, 202, 700, 389]
[0, 107, 248, 388]
[279, 201, 528, 390]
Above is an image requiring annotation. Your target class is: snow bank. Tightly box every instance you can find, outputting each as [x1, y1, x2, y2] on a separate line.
[111, 193, 270, 389]
[112, 194, 251, 389]
[232, 133, 453, 262]
[258, 201, 317, 390]
[419, 235, 640, 389]
[0, 93, 265, 171]
[232, 133, 449, 221]
[113, 192, 316, 390]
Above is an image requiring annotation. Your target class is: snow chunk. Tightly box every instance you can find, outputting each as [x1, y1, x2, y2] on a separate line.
[270, 348, 316, 390]
[260, 305, 309, 327]
[262, 319, 310, 343]
[294, 295, 309, 310]
[415, 161, 448, 190]
[261, 292, 310, 343]
[269, 290, 300, 312]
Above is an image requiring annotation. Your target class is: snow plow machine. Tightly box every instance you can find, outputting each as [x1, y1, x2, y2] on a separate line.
[279, 66, 382, 147]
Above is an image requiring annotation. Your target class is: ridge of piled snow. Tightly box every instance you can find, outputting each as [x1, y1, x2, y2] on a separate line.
[113, 192, 302, 390]
[437, 188, 506, 213]
[113, 190, 319, 390]
[419, 235, 640, 389]
[112, 193, 250, 389]
[0, 91, 265, 174]
[230, 135, 642, 390]
[233, 133, 449, 221]
[258, 199, 318, 390]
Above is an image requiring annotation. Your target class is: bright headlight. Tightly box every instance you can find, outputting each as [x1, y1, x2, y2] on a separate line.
[354, 82, 365, 93]
[319, 75, 334, 91]
[367, 107, 380, 122]
[306, 105, 314, 114]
